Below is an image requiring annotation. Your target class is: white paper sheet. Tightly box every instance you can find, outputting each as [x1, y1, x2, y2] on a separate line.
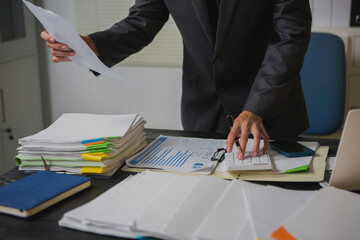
[59, 174, 140, 238]
[126, 135, 225, 174]
[195, 181, 253, 240]
[20, 113, 138, 142]
[23, 0, 131, 83]
[88, 172, 176, 227]
[233, 218, 257, 240]
[59, 171, 358, 240]
[164, 176, 230, 240]
[136, 175, 200, 239]
[281, 187, 360, 240]
[246, 185, 316, 240]
[61, 172, 175, 233]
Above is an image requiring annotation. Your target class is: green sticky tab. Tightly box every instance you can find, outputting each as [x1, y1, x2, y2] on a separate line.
[88, 149, 110, 153]
[85, 142, 113, 150]
[106, 137, 121, 140]
[284, 165, 309, 173]
[14, 156, 21, 165]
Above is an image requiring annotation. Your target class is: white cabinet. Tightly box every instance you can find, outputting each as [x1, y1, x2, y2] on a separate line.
[0, 0, 43, 174]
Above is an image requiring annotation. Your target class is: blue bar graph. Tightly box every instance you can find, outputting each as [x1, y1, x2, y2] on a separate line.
[129, 137, 166, 165]
[131, 148, 194, 169]
[163, 152, 181, 167]
[142, 147, 162, 165]
[127, 135, 222, 173]
[172, 150, 188, 167]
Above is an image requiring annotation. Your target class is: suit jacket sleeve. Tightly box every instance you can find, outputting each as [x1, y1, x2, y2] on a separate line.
[88, 0, 169, 67]
[242, 0, 311, 128]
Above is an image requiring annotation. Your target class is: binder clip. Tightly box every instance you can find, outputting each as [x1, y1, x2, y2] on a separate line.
[211, 148, 226, 162]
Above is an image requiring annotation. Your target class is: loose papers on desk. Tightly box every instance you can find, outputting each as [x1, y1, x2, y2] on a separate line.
[125, 136, 319, 176]
[216, 141, 319, 174]
[15, 113, 147, 176]
[272, 187, 360, 240]
[59, 171, 360, 240]
[213, 146, 328, 182]
[23, 0, 130, 83]
[125, 135, 225, 175]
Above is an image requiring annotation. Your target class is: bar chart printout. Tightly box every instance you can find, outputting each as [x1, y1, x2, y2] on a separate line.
[126, 136, 225, 174]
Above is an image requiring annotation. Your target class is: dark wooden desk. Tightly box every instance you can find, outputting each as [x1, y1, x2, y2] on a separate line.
[0, 129, 339, 240]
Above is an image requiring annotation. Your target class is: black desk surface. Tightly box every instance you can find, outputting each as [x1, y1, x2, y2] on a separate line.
[0, 129, 339, 240]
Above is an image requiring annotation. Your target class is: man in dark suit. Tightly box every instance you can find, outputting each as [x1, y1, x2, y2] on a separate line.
[41, 0, 311, 159]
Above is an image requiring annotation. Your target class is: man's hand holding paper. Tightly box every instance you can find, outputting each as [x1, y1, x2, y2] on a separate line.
[41, 31, 75, 63]
[41, 31, 99, 63]
[23, 0, 130, 83]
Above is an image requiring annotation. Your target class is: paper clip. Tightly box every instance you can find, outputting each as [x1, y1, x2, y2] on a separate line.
[211, 148, 226, 162]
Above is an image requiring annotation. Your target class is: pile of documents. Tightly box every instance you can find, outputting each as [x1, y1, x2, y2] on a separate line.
[59, 171, 360, 239]
[124, 135, 320, 176]
[15, 113, 147, 176]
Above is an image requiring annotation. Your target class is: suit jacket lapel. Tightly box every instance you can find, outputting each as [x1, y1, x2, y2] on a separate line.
[215, 0, 239, 54]
[191, 0, 215, 47]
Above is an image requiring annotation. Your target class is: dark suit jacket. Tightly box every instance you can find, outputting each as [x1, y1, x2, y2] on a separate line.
[90, 0, 312, 137]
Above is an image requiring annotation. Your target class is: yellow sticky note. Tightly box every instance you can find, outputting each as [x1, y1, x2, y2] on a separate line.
[81, 167, 104, 173]
[81, 153, 108, 161]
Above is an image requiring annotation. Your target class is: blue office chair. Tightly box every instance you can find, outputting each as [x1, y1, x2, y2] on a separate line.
[300, 32, 346, 135]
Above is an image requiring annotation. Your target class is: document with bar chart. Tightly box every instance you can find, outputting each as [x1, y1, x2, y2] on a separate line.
[126, 135, 225, 174]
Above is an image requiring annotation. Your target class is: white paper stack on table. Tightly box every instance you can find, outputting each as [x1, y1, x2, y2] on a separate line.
[59, 171, 360, 239]
[15, 113, 147, 176]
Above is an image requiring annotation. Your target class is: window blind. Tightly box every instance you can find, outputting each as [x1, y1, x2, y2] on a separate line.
[74, 0, 183, 67]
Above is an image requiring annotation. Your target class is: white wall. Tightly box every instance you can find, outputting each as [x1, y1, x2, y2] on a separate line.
[37, 0, 183, 130]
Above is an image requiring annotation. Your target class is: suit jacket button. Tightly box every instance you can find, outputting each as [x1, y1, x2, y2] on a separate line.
[214, 59, 222, 65]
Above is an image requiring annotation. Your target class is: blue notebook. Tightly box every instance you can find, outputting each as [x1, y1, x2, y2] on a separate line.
[0, 171, 90, 217]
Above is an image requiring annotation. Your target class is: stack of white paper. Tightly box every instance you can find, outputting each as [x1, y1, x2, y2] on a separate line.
[61, 171, 352, 239]
[15, 113, 147, 176]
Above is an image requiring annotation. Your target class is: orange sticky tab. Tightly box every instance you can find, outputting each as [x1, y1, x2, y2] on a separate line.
[84, 140, 105, 146]
[271, 226, 297, 240]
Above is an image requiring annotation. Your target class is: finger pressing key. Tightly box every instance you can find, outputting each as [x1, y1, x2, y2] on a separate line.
[238, 132, 248, 160]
